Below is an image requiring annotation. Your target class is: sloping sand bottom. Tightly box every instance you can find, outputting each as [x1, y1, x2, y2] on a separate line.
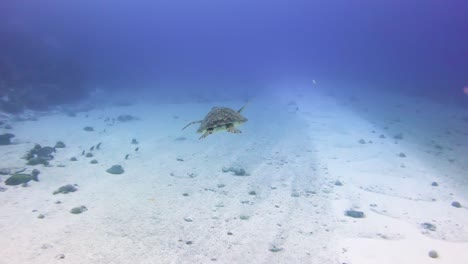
[0, 90, 467, 263]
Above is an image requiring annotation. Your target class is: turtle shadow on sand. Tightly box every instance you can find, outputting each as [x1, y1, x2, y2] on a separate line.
[182, 101, 249, 139]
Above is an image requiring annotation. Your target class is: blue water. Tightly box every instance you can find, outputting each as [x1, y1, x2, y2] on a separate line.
[1, 1, 468, 263]
[1, 0, 467, 108]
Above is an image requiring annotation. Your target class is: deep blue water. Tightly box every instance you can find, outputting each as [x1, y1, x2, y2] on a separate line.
[0, 0, 467, 109]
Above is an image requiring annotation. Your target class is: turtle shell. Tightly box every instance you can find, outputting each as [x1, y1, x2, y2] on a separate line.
[198, 107, 247, 133]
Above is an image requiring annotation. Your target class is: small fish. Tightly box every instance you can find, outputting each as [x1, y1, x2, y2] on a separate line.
[125, 154, 130, 160]
[90, 146, 95, 151]
[96, 142, 102, 150]
[135, 147, 139, 152]
[5, 173, 39, 186]
[81, 150, 85, 156]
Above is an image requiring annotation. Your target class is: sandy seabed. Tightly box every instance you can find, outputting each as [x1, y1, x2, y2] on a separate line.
[1, 89, 468, 264]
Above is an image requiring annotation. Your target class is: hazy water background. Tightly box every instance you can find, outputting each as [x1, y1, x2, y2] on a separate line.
[1, 0, 467, 107]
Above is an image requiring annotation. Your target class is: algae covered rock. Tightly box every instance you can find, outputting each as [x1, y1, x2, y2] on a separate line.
[117, 115, 138, 122]
[36, 146, 56, 157]
[345, 209, 365, 218]
[54, 141, 66, 148]
[0, 133, 15, 145]
[23, 144, 42, 160]
[421, 222, 437, 231]
[70, 206, 87, 214]
[428, 250, 439, 258]
[222, 166, 249, 176]
[27, 157, 50, 166]
[4, 170, 40, 186]
[24, 144, 55, 166]
[53, 184, 77, 195]
[106, 165, 124, 174]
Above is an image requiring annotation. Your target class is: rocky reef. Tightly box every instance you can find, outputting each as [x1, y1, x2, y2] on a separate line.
[0, 30, 89, 113]
[53, 184, 78, 195]
[24, 144, 56, 166]
[106, 165, 124, 174]
[0, 133, 14, 145]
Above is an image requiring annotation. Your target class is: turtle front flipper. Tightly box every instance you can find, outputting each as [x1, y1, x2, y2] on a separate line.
[182, 120, 202, 130]
[226, 124, 242, 134]
[199, 129, 214, 139]
[237, 100, 250, 113]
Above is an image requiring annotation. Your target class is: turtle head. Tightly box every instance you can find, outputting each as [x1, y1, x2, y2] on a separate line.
[238, 116, 248, 123]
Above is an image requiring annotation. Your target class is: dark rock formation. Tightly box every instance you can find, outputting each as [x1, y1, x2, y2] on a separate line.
[24, 144, 55, 166]
[222, 166, 249, 176]
[0, 133, 14, 145]
[117, 115, 138, 122]
[345, 209, 365, 218]
[54, 141, 66, 148]
[0, 30, 89, 113]
[70, 206, 87, 214]
[53, 184, 77, 195]
[106, 165, 124, 174]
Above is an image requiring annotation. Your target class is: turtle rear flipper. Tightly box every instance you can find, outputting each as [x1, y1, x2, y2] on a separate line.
[182, 120, 202, 130]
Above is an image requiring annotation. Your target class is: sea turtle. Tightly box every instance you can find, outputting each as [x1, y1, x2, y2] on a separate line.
[183, 102, 249, 139]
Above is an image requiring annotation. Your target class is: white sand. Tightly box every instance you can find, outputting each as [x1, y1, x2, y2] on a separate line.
[1, 89, 467, 264]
